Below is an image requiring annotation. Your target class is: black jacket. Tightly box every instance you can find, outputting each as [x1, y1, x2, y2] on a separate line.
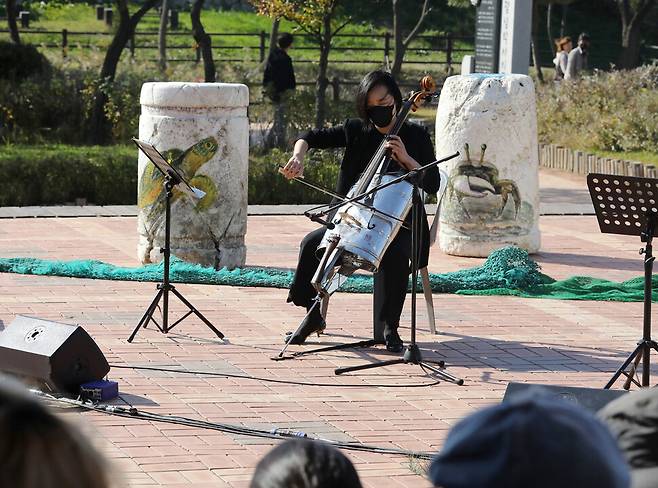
[299, 118, 440, 197]
[299, 118, 439, 267]
[263, 47, 296, 101]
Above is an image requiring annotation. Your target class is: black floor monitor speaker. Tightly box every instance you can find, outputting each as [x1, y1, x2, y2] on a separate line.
[504, 382, 628, 412]
[0, 315, 110, 394]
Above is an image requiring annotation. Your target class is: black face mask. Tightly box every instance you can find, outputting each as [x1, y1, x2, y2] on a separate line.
[367, 104, 395, 128]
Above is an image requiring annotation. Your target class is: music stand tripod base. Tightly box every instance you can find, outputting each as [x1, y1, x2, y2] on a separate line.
[128, 139, 224, 343]
[588, 173, 658, 389]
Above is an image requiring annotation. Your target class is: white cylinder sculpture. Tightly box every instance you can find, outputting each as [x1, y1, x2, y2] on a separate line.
[137, 82, 249, 268]
[435, 73, 540, 257]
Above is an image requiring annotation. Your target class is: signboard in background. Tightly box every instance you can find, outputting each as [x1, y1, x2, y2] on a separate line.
[497, 0, 532, 75]
[474, 0, 502, 73]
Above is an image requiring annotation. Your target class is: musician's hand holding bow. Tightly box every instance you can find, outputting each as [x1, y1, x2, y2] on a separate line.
[281, 155, 304, 179]
[385, 135, 420, 171]
[280, 139, 309, 180]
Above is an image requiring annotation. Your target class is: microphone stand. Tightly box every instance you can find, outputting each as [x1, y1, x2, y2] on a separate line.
[333, 161, 463, 385]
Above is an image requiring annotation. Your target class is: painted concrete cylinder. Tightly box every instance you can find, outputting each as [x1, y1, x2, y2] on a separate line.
[435, 73, 540, 257]
[137, 82, 249, 268]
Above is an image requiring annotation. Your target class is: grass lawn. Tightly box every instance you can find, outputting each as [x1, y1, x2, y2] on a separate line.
[585, 149, 658, 165]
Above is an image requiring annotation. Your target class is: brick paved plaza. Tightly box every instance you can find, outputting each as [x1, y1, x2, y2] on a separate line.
[0, 169, 652, 487]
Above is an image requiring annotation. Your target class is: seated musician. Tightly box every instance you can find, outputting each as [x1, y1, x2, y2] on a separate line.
[280, 70, 440, 353]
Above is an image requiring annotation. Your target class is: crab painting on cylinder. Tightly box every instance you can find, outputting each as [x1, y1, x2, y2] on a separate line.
[446, 143, 523, 221]
[435, 73, 540, 257]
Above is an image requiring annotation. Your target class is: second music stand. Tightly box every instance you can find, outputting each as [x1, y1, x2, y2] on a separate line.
[128, 139, 224, 343]
[587, 173, 658, 389]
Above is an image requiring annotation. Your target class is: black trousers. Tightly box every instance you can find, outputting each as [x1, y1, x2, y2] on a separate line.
[287, 222, 429, 330]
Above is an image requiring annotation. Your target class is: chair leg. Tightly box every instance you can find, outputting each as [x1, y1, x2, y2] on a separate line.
[420, 267, 437, 334]
[320, 294, 330, 321]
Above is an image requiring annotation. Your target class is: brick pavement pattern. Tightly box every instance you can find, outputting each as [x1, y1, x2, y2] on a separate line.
[0, 170, 652, 487]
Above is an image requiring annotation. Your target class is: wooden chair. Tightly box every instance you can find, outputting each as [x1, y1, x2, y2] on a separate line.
[420, 167, 449, 335]
[370, 168, 449, 339]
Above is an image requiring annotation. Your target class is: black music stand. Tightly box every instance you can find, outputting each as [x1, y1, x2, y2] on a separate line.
[128, 139, 224, 343]
[587, 173, 658, 389]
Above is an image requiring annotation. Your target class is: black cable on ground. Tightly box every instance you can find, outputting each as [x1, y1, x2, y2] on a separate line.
[33, 390, 436, 461]
[109, 363, 444, 388]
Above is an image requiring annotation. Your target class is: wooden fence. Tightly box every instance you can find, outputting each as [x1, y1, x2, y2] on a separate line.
[0, 28, 473, 68]
[539, 143, 657, 178]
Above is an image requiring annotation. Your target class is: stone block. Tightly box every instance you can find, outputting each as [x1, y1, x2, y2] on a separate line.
[435, 73, 540, 256]
[137, 82, 249, 269]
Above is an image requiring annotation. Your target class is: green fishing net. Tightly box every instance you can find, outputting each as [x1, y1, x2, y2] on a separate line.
[0, 246, 652, 302]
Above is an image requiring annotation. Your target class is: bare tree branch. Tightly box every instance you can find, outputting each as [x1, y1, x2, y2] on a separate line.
[618, 0, 630, 25]
[331, 17, 351, 37]
[403, 0, 431, 47]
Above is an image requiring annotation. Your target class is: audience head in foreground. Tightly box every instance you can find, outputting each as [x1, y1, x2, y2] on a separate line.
[599, 386, 658, 488]
[429, 389, 630, 488]
[0, 375, 115, 488]
[250, 438, 362, 488]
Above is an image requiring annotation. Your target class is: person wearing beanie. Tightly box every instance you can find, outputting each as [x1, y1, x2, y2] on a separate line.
[429, 389, 630, 488]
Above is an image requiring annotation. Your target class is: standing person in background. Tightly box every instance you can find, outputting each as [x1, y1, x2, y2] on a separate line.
[565, 33, 590, 80]
[553, 36, 572, 81]
[263, 32, 296, 148]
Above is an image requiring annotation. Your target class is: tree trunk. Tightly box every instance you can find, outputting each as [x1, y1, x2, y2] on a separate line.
[314, 14, 332, 129]
[616, 0, 656, 69]
[88, 0, 158, 144]
[268, 17, 280, 55]
[6, 0, 20, 44]
[531, 2, 544, 83]
[391, 0, 429, 79]
[559, 3, 567, 37]
[158, 0, 169, 72]
[391, 0, 404, 79]
[191, 0, 215, 82]
[618, 19, 643, 68]
[547, 2, 555, 56]
[531, 40, 544, 82]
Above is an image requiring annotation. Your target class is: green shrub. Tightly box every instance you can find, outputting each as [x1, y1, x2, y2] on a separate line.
[0, 69, 87, 143]
[0, 145, 342, 206]
[536, 65, 658, 154]
[249, 148, 342, 205]
[0, 42, 50, 81]
[0, 48, 155, 145]
[0, 145, 137, 205]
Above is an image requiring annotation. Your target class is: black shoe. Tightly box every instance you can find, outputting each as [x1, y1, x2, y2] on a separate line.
[385, 329, 404, 353]
[285, 307, 326, 345]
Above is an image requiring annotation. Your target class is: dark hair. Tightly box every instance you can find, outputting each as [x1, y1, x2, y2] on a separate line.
[278, 33, 294, 49]
[554, 36, 571, 51]
[250, 439, 362, 488]
[355, 70, 403, 123]
[0, 376, 115, 488]
[578, 32, 590, 42]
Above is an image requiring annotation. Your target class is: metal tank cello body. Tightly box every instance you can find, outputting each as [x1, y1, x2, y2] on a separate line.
[318, 172, 413, 273]
[311, 76, 438, 292]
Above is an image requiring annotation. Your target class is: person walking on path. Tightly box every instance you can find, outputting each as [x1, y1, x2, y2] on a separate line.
[553, 36, 572, 81]
[565, 33, 590, 80]
[263, 32, 296, 148]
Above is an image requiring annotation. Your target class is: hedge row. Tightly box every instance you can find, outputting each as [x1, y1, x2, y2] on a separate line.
[0, 145, 137, 206]
[0, 145, 341, 206]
